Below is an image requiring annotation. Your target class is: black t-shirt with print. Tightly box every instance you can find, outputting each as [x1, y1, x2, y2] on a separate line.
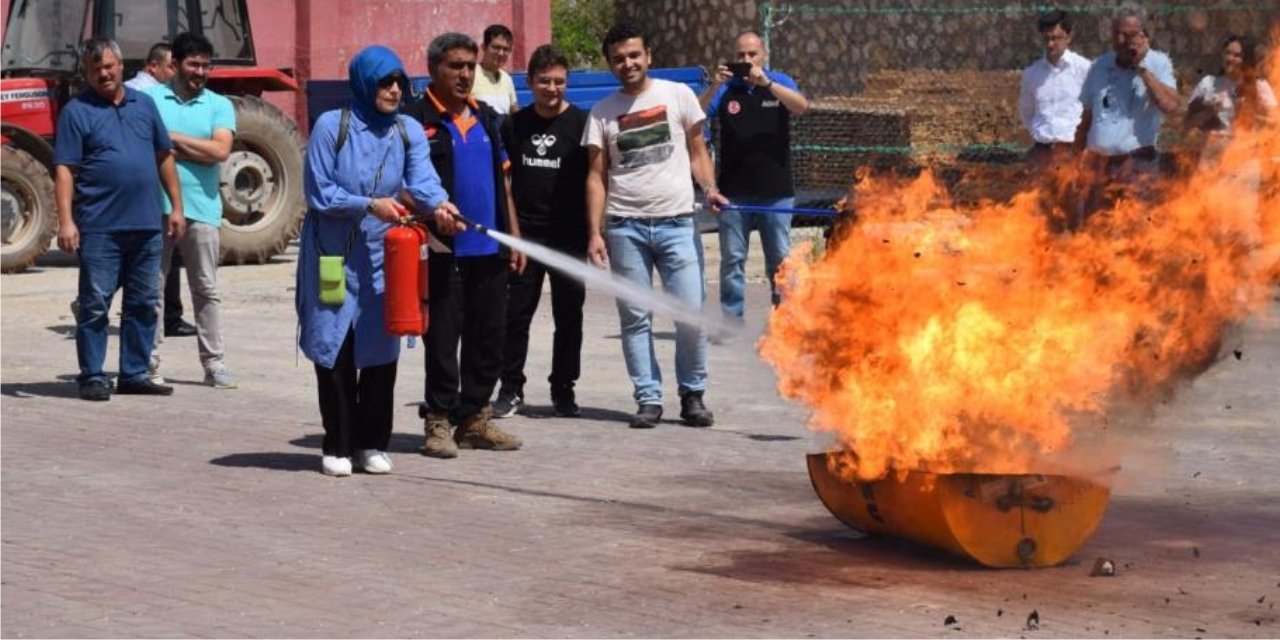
[500, 104, 589, 251]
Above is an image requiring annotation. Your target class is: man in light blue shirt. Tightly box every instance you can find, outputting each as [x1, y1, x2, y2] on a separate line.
[145, 33, 239, 388]
[1073, 2, 1180, 228]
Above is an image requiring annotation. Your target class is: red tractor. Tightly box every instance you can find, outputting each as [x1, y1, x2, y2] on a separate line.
[1, 0, 306, 273]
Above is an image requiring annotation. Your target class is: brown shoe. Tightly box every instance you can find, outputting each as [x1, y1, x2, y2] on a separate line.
[420, 411, 458, 459]
[455, 406, 522, 451]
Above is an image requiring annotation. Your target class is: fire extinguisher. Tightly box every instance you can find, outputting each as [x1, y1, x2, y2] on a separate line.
[384, 222, 430, 336]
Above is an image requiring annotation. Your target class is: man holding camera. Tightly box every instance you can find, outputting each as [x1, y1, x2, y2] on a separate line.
[699, 29, 807, 325]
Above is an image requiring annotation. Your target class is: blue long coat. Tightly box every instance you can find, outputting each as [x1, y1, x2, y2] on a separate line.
[297, 47, 448, 369]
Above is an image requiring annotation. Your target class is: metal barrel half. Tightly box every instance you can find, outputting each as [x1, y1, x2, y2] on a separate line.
[806, 453, 1111, 568]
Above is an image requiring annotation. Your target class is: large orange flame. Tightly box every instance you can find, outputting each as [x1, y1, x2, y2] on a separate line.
[762, 48, 1280, 482]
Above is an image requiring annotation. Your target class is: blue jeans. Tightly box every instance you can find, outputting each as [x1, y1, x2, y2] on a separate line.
[76, 230, 162, 384]
[718, 196, 793, 320]
[605, 215, 708, 405]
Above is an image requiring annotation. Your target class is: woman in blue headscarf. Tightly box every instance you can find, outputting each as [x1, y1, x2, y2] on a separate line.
[298, 45, 456, 477]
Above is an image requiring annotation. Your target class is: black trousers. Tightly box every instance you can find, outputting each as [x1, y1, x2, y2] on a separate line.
[500, 233, 585, 395]
[421, 253, 508, 424]
[163, 249, 184, 325]
[314, 330, 397, 458]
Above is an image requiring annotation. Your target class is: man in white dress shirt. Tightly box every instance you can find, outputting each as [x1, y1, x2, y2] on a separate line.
[1018, 10, 1091, 175]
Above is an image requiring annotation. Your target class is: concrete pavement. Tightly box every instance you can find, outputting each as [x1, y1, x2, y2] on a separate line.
[2, 233, 1278, 638]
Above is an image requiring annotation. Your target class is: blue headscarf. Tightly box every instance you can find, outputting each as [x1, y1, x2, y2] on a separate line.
[348, 45, 408, 128]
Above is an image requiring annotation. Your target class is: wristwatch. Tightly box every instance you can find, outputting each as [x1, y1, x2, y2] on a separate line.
[365, 199, 377, 215]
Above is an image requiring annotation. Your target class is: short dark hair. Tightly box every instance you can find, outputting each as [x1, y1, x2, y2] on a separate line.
[171, 32, 214, 62]
[526, 44, 570, 80]
[145, 42, 172, 65]
[601, 22, 647, 57]
[428, 32, 478, 70]
[483, 24, 514, 46]
[1037, 9, 1073, 34]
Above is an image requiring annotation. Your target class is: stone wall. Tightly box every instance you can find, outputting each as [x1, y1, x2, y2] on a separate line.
[618, 0, 1279, 98]
[620, 1, 1276, 200]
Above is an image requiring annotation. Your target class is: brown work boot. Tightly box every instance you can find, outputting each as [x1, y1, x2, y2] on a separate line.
[455, 406, 522, 451]
[420, 411, 458, 459]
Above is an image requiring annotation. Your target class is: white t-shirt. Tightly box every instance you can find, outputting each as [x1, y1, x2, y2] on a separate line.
[472, 67, 517, 114]
[582, 79, 704, 218]
[1189, 74, 1278, 132]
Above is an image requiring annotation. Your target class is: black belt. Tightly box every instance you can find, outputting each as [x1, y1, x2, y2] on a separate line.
[1104, 146, 1157, 166]
[1032, 141, 1074, 150]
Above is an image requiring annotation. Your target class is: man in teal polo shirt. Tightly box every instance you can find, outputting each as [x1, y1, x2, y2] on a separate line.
[145, 32, 239, 388]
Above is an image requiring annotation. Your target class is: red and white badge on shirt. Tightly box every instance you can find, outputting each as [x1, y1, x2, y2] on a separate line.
[727, 100, 741, 115]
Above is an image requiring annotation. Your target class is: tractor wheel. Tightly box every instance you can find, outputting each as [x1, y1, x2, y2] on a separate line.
[219, 95, 306, 265]
[1, 146, 57, 274]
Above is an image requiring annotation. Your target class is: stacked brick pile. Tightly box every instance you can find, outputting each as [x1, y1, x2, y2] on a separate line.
[792, 69, 1027, 202]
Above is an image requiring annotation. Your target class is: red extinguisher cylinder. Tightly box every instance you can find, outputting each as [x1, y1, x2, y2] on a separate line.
[384, 224, 426, 336]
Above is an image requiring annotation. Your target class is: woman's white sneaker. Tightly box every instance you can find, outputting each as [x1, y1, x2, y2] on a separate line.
[321, 455, 352, 477]
[357, 450, 393, 474]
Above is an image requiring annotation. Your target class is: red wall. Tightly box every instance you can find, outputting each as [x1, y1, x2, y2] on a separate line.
[1, 0, 552, 131]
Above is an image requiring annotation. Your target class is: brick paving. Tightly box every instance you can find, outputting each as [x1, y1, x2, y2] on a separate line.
[2, 236, 1278, 638]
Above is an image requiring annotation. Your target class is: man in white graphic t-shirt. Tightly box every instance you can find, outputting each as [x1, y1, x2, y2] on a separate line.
[583, 22, 729, 430]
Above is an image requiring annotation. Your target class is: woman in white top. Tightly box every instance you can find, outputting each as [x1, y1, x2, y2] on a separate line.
[1185, 35, 1276, 243]
[1186, 35, 1276, 156]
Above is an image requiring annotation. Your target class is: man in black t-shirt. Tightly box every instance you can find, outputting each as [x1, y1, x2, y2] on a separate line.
[699, 30, 808, 323]
[493, 45, 590, 419]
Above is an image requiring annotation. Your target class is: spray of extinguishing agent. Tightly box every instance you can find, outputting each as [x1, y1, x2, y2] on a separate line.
[412, 211, 737, 339]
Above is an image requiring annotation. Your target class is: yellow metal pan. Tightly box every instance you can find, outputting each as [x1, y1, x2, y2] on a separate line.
[807, 453, 1111, 568]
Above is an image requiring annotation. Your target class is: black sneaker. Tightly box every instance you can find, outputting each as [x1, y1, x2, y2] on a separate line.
[115, 377, 174, 396]
[492, 389, 523, 418]
[164, 319, 198, 338]
[78, 379, 111, 402]
[629, 404, 663, 429]
[552, 392, 580, 418]
[679, 390, 714, 427]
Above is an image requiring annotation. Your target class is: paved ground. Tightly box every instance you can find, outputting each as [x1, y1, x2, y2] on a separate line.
[2, 233, 1278, 638]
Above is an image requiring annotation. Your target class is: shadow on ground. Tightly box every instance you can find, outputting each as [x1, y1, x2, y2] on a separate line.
[47, 323, 117, 338]
[1, 380, 84, 399]
[209, 452, 316, 472]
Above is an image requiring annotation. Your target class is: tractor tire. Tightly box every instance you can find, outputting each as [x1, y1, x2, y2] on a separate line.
[1, 146, 57, 274]
[219, 95, 306, 265]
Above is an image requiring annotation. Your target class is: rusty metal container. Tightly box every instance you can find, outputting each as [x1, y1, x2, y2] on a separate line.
[807, 453, 1111, 568]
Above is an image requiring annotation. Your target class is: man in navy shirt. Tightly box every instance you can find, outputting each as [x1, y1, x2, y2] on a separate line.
[404, 32, 526, 457]
[54, 38, 186, 401]
[700, 30, 808, 326]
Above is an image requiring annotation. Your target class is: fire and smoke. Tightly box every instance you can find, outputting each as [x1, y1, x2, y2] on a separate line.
[762, 53, 1280, 482]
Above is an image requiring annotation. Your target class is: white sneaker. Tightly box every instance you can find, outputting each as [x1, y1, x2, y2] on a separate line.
[204, 367, 238, 389]
[148, 355, 165, 385]
[357, 449, 393, 474]
[321, 455, 352, 477]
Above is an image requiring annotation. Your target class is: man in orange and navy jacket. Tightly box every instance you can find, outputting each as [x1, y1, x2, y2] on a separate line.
[403, 32, 526, 459]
